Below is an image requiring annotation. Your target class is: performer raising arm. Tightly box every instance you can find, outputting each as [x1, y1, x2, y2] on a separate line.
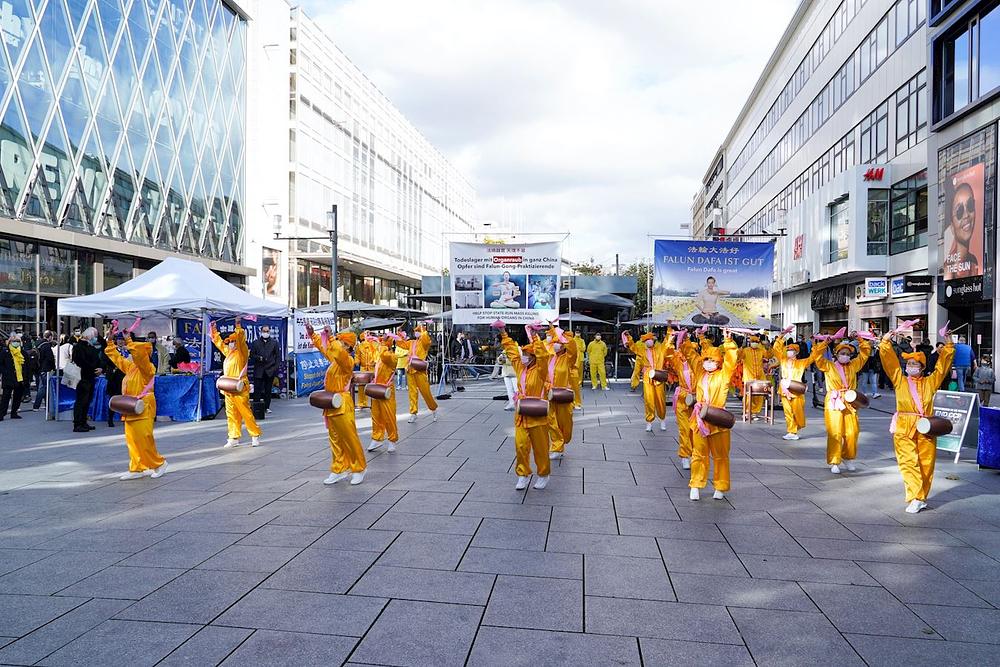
[773, 336, 824, 440]
[687, 331, 739, 501]
[406, 324, 438, 423]
[211, 317, 261, 448]
[814, 335, 871, 474]
[547, 326, 578, 460]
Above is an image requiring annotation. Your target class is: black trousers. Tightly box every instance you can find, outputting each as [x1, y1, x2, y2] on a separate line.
[254, 374, 274, 411]
[74, 379, 94, 427]
[0, 382, 26, 418]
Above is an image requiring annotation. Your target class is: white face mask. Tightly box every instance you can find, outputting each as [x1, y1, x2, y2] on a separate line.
[786, 350, 796, 359]
[837, 354, 851, 364]
[261, 332, 270, 339]
[228, 342, 236, 350]
[703, 360, 718, 372]
[905, 365, 922, 377]
[520, 354, 533, 366]
[644, 339, 654, 348]
[750, 342, 759, 348]
[545, 336, 553, 343]
[553, 343, 563, 353]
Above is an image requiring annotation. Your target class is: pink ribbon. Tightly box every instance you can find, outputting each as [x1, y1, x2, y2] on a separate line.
[891, 376, 926, 434]
[827, 389, 846, 411]
[691, 374, 712, 436]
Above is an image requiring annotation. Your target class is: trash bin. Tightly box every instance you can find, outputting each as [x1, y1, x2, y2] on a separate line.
[252, 398, 266, 420]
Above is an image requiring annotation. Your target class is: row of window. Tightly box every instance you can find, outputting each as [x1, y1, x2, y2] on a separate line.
[729, 0, 926, 214]
[292, 260, 418, 309]
[735, 69, 927, 240]
[728, 0, 870, 181]
[933, 0, 1000, 123]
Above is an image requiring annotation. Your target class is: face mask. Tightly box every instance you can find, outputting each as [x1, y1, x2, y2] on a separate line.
[837, 354, 851, 364]
[545, 336, 553, 343]
[905, 366, 922, 377]
[786, 351, 796, 359]
[703, 361, 718, 372]
[90, 337, 99, 346]
[520, 354, 533, 366]
[553, 343, 563, 353]
[750, 342, 759, 348]
[228, 342, 236, 350]
[644, 340, 654, 348]
[10, 342, 20, 349]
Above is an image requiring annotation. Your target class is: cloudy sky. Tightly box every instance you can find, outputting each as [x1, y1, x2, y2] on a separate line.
[299, 0, 798, 268]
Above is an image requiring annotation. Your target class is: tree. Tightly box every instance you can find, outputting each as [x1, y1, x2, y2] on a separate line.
[573, 258, 604, 276]
[622, 260, 652, 315]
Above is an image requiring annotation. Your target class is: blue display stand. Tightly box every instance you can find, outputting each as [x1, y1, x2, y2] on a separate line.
[977, 406, 1000, 469]
[48, 374, 221, 422]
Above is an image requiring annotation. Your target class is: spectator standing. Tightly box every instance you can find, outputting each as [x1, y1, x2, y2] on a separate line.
[32, 331, 56, 412]
[57, 334, 74, 371]
[953, 336, 976, 392]
[169, 338, 191, 369]
[973, 356, 995, 407]
[250, 325, 281, 414]
[0, 334, 28, 420]
[72, 327, 102, 432]
[860, 351, 882, 398]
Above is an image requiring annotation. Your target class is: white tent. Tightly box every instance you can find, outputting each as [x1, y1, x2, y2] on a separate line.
[58, 257, 289, 319]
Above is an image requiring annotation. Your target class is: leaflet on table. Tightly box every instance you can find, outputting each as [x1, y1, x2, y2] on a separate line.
[449, 241, 561, 325]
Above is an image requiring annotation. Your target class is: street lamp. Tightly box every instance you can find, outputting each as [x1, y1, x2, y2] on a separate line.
[273, 204, 339, 324]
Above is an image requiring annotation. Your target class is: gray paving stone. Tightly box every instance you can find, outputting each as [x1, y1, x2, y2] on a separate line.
[263, 548, 378, 594]
[238, 524, 327, 547]
[335, 503, 393, 529]
[846, 522, 967, 546]
[612, 495, 679, 520]
[585, 596, 742, 643]
[771, 512, 859, 540]
[0, 548, 57, 576]
[857, 561, 992, 607]
[0, 598, 128, 664]
[41, 619, 201, 667]
[390, 490, 465, 515]
[351, 599, 482, 666]
[372, 511, 481, 535]
[546, 532, 659, 557]
[846, 633, 996, 665]
[154, 513, 274, 534]
[956, 578, 1000, 606]
[459, 547, 582, 579]
[730, 607, 865, 666]
[550, 505, 619, 534]
[672, 572, 816, 611]
[639, 638, 755, 667]
[483, 574, 582, 632]
[0, 594, 86, 636]
[214, 588, 385, 636]
[34, 528, 174, 554]
[453, 500, 552, 522]
[376, 531, 471, 570]
[310, 527, 399, 552]
[120, 531, 243, 568]
[800, 582, 937, 637]
[585, 554, 675, 601]
[258, 500, 360, 527]
[195, 544, 300, 573]
[468, 625, 640, 666]
[796, 537, 925, 563]
[56, 565, 186, 600]
[739, 554, 879, 585]
[471, 518, 548, 551]
[719, 524, 809, 557]
[618, 517, 724, 541]
[0, 550, 125, 595]
[159, 626, 254, 667]
[116, 570, 268, 624]
[657, 537, 748, 577]
[219, 629, 355, 666]
[350, 565, 495, 605]
[908, 604, 1000, 643]
[906, 544, 1000, 581]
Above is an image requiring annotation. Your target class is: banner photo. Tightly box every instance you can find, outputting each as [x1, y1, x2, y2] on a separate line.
[450, 242, 561, 325]
[652, 240, 774, 328]
[942, 163, 985, 281]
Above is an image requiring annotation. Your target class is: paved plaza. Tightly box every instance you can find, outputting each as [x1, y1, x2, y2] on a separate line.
[1, 382, 999, 666]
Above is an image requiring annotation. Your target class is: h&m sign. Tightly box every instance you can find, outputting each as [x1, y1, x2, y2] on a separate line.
[863, 167, 885, 181]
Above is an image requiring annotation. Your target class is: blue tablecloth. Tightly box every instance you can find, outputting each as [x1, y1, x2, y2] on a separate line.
[977, 406, 1000, 469]
[48, 374, 221, 422]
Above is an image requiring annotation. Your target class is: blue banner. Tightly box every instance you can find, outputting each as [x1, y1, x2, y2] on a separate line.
[175, 317, 287, 382]
[295, 350, 329, 396]
[652, 240, 774, 328]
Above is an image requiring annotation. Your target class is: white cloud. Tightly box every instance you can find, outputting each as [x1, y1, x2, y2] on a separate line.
[300, 0, 798, 266]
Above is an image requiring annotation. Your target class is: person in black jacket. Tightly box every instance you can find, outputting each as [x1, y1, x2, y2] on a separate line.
[250, 325, 280, 413]
[102, 334, 126, 427]
[169, 338, 191, 369]
[0, 334, 28, 420]
[72, 327, 102, 432]
[31, 331, 56, 412]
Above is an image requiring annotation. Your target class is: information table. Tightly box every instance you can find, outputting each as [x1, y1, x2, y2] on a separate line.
[48, 374, 222, 423]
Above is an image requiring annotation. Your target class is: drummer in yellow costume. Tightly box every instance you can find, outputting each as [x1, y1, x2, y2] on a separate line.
[587, 334, 609, 390]
[499, 323, 552, 490]
[879, 333, 955, 513]
[621, 331, 642, 393]
[814, 336, 871, 474]
[740, 335, 774, 419]
[545, 326, 578, 459]
[572, 333, 585, 408]
[354, 334, 378, 409]
[104, 324, 167, 480]
[210, 317, 261, 448]
[308, 324, 367, 485]
[626, 330, 670, 433]
[366, 333, 401, 453]
[405, 324, 438, 423]
[686, 332, 738, 500]
[772, 337, 823, 440]
[668, 328, 698, 470]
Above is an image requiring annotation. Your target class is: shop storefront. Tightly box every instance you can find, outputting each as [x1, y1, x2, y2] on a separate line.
[811, 285, 849, 334]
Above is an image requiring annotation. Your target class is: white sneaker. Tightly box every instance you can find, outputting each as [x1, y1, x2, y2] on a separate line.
[367, 440, 382, 452]
[504, 402, 514, 411]
[752, 415, 760, 422]
[119, 471, 146, 481]
[150, 462, 168, 479]
[844, 460, 856, 472]
[515, 476, 530, 490]
[603, 387, 610, 391]
[266, 408, 273, 414]
[407, 414, 416, 423]
[830, 464, 841, 474]
[713, 490, 725, 500]
[224, 438, 238, 448]
[323, 472, 351, 485]
[681, 457, 690, 470]
[387, 442, 396, 452]
[549, 451, 563, 460]
[782, 433, 799, 441]
[573, 405, 581, 411]
[432, 411, 438, 422]
[645, 423, 653, 432]
[250, 436, 260, 447]
[872, 393, 882, 399]
[660, 420, 667, 431]
[350, 471, 366, 485]
[533, 476, 549, 490]
[905, 499, 927, 514]
[689, 487, 700, 501]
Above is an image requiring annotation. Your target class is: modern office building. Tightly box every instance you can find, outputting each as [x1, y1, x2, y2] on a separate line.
[245, 6, 476, 310]
[698, 0, 937, 340]
[926, 0, 998, 362]
[691, 150, 726, 240]
[1, 0, 252, 332]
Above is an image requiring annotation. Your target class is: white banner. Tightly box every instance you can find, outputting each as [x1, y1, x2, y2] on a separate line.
[450, 242, 561, 325]
[292, 312, 340, 354]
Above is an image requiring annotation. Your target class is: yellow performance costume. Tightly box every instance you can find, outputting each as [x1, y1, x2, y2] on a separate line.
[355, 337, 378, 409]
[211, 321, 261, 446]
[627, 332, 670, 429]
[814, 339, 871, 471]
[687, 337, 738, 498]
[546, 328, 578, 456]
[572, 334, 585, 407]
[772, 339, 822, 438]
[406, 326, 438, 420]
[311, 329, 367, 483]
[105, 336, 166, 479]
[668, 331, 698, 466]
[740, 337, 774, 415]
[587, 336, 608, 390]
[624, 333, 642, 392]
[879, 338, 955, 511]
[500, 329, 552, 488]
[368, 337, 400, 451]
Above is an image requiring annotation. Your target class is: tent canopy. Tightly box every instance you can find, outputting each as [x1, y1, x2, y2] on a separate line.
[560, 289, 634, 309]
[301, 301, 426, 318]
[356, 317, 404, 331]
[559, 311, 611, 325]
[57, 257, 290, 319]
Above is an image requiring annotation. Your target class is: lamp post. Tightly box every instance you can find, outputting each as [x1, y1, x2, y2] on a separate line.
[273, 204, 340, 324]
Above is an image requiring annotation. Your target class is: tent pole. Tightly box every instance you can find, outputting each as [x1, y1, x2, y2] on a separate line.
[53, 315, 61, 422]
[197, 309, 207, 420]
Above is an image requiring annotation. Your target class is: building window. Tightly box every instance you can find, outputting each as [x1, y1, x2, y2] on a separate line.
[895, 70, 927, 152]
[889, 171, 929, 254]
[867, 189, 889, 255]
[933, 1, 1000, 123]
[828, 197, 850, 263]
[103, 256, 134, 290]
